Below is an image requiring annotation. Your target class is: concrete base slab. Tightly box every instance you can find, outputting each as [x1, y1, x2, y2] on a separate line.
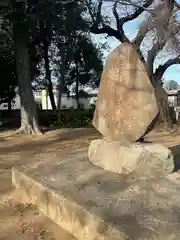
[12, 148, 180, 240]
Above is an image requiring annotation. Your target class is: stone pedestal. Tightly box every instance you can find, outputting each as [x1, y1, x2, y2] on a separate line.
[88, 139, 174, 175]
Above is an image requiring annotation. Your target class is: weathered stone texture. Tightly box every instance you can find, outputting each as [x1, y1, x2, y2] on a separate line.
[92, 43, 159, 142]
[88, 139, 174, 175]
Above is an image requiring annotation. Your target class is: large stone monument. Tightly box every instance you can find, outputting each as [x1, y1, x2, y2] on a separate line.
[88, 43, 174, 175]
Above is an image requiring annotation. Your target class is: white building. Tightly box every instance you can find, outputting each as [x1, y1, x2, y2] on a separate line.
[0, 86, 98, 110]
[41, 88, 97, 110]
[0, 89, 42, 110]
[166, 89, 180, 121]
[166, 89, 180, 107]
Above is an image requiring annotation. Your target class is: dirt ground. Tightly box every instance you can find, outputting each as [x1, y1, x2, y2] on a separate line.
[0, 127, 180, 239]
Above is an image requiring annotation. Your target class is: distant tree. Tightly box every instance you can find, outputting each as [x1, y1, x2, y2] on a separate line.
[0, 18, 16, 110]
[0, 0, 42, 134]
[53, 32, 104, 112]
[165, 80, 179, 90]
[0, 56, 16, 110]
[65, 33, 103, 109]
[0, 0, 86, 132]
[78, 89, 89, 98]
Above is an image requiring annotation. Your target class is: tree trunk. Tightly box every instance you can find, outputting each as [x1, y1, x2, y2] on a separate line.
[159, 99, 172, 129]
[135, 46, 173, 129]
[14, 24, 42, 135]
[75, 60, 80, 109]
[57, 90, 62, 122]
[43, 40, 56, 111]
[154, 78, 173, 129]
[57, 47, 66, 122]
[7, 86, 11, 112]
[7, 99, 11, 112]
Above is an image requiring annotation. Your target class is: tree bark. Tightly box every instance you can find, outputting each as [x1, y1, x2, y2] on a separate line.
[57, 78, 64, 122]
[159, 97, 173, 129]
[57, 47, 66, 122]
[14, 24, 42, 135]
[43, 40, 56, 111]
[153, 76, 174, 129]
[7, 86, 12, 112]
[75, 60, 80, 109]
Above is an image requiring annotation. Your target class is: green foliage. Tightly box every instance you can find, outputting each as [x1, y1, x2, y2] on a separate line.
[0, 15, 42, 102]
[58, 33, 104, 93]
[0, 17, 16, 103]
[0, 56, 16, 104]
[38, 109, 94, 127]
[0, 0, 103, 112]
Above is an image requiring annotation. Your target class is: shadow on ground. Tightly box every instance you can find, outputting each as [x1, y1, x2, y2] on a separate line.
[0, 128, 101, 176]
[0, 128, 100, 155]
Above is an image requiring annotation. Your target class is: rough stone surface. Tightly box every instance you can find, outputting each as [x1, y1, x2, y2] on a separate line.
[92, 42, 159, 142]
[88, 139, 174, 175]
[12, 149, 180, 240]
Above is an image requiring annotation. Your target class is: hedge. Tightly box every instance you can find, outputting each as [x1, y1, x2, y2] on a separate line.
[38, 109, 94, 127]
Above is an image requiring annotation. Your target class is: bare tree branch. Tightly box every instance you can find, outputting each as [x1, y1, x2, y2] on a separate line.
[96, 0, 103, 26]
[175, 0, 180, 9]
[86, 0, 123, 40]
[87, 0, 180, 84]
[155, 55, 180, 79]
[112, 0, 129, 42]
[134, 0, 175, 45]
[85, 0, 96, 23]
[119, 0, 153, 24]
[86, 0, 103, 26]
[113, 0, 121, 32]
[90, 24, 122, 40]
[147, 41, 165, 78]
[133, 20, 153, 46]
[117, 0, 155, 15]
[143, 0, 175, 77]
[87, 0, 155, 42]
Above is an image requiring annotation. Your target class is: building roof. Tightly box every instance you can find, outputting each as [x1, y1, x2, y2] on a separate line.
[166, 89, 180, 95]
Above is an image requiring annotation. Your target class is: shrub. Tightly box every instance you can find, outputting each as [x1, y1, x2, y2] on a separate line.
[38, 109, 94, 127]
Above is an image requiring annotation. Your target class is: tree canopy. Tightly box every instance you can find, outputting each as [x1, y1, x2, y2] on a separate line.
[0, 0, 104, 133]
[85, 0, 180, 84]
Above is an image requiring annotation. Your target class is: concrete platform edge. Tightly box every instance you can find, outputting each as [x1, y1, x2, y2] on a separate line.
[12, 167, 123, 240]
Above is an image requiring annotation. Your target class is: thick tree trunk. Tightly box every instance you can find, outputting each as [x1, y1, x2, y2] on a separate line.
[57, 47, 66, 122]
[135, 46, 173, 129]
[43, 41, 56, 111]
[57, 91, 62, 121]
[153, 78, 173, 129]
[75, 60, 80, 109]
[14, 24, 42, 135]
[8, 100, 11, 112]
[157, 92, 173, 129]
[159, 100, 173, 129]
[57, 79, 65, 122]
